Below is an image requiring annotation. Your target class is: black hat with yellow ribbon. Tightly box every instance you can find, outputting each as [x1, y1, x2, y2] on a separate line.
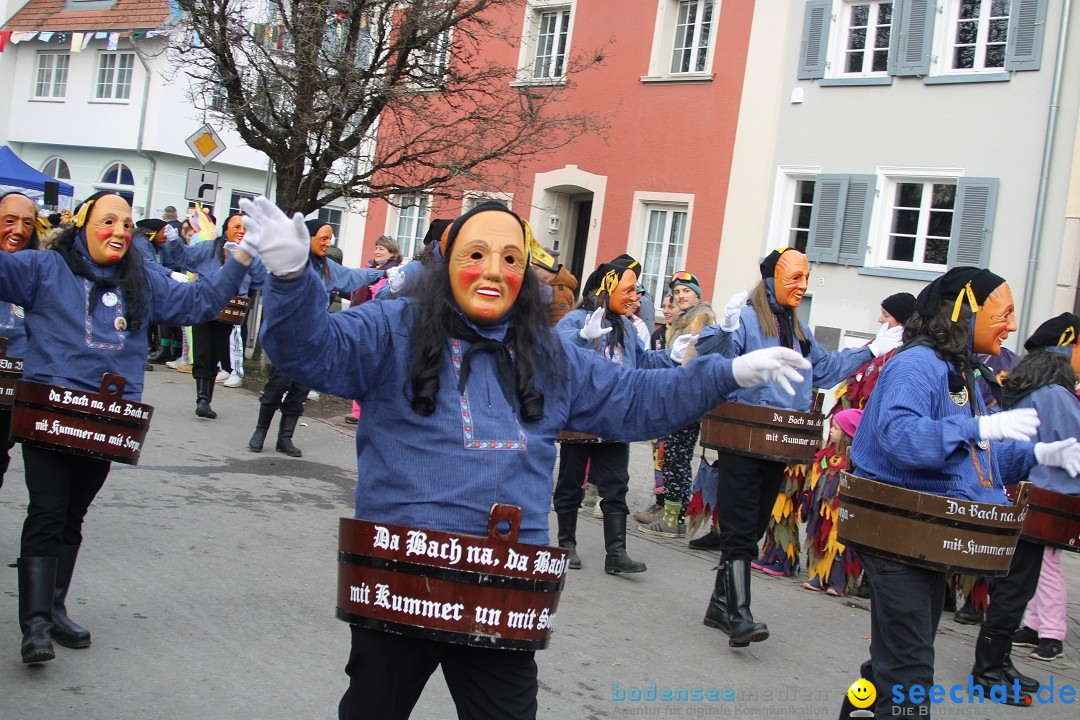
[913, 266, 1006, 323]
[1024, 312, 1080, 353]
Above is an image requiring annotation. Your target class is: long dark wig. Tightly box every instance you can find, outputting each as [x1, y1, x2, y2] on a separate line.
[51, 206, 149, 333]
[902, 299, 975, 373]
[1002, 349, 1078, 407]
[406, 261, 561, 422]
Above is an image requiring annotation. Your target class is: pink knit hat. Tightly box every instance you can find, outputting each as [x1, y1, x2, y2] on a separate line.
[832, 408, 863, 439]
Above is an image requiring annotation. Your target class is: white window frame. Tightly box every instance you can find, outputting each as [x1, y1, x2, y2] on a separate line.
[408, 28, 453, 89]
[825, 1, 894, 79]
[643, 0, 719, 83]
[931, 0, 1012, 76]
[461, 191, 514, 214]
[866, 166, 966, 272]
[94, 161, 136, 204]
[40, 157, 71, 181]
[317, 207, 345, 242]
[33, 52, 70, 101]
[94, 51, 135, 102]
[515, 0, 575, 86]
[628, 192, 694, 305]
[766, 166, 822, 253]
[386, 194, 431, 261]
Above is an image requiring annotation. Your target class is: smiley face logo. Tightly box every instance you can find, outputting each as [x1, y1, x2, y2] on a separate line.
[847, 678, 876, 709]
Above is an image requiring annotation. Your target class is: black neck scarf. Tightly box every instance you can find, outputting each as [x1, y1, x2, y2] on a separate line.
[764, 280, 810, 357]
[448, 312, 516, 408]
[57, 236, 122, 315]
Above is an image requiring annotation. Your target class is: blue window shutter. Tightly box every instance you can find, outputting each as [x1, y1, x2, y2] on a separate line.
[1005, 0, 1047, 71]
[806, 175, 848, 264]
[837, 175, 877, 266]
[798, 0, 832, 80]
[947, 177, 999, 268]
[892, 0, 935, 76]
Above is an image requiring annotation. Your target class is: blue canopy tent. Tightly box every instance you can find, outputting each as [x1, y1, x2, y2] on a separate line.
[0, 145, 74, 206]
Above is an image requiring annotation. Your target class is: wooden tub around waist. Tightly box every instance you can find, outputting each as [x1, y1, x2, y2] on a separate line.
[337, 504, 569, 651]
[699, 401, 823, 463]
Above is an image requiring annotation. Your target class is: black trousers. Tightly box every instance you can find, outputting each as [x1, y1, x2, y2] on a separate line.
[552, 441, 630, 515]
[858, 553, 947, 720]
[21, 444, 111, 557]
[983, 539, 1044, 640]
[191, 320, 233, 381]
[0, 407, 13, 489]
[714, 451, 786, 561]
[259, 365, 310, 416]
[338, 625, 538, 720]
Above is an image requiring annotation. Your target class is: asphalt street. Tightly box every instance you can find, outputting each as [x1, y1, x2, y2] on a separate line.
[1, 369, 1078, 719]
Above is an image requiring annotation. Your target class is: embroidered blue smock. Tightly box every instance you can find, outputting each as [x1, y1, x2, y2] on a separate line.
[260, 265, 746, 545]
[0, 299, 27, 358]
[554, 308, 676, 370]
[0, 237, 249, 401]
[1007, 384, 1080, 497]
[162, 237, 266, 296]
[696, 305, 871, 412]
[310, 255, 384, 295]
[851, 345, 1035, 503]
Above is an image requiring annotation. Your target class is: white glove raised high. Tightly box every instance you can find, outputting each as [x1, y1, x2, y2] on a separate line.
[978, 408, 1040, 443]
[731, 347, 812, 395]
[163, 224, 178, 243]
[386, 264, 405, 294]
[868, 324, 904, 357]
[670, 333, 698, 364]
[721, 291, 748, 333]
[238, 196, 310, 276]
[1034, 437, 1080, 477]
[579, 307, 611, 341]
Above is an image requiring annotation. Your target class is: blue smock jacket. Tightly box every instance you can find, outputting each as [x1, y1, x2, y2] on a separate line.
[162, 236, 266, 296]
[0, 237, 249, 401]
[851, 345, 1035, 503]
[133, 234, 172, 278]
[1006, 384, 1080, 497]
[554, 308, 676, 370]
[696, 304, 871, 412]
[260, 265, 745, 545]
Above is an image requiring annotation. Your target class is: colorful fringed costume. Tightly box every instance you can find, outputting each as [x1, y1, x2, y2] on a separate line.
[752, 463, 806, 576]
[803, 446, 862, 595]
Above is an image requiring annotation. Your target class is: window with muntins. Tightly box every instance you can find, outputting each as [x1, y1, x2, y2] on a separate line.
[534, 9, 570, 79]
[639, 205, 688, 304]
[788, 180, 817, 253]
[97, 162, 135, 205]
[885, 181, 955, 269]
[670, 0, 714, 74]
[318, 207, 344, 241]
[95, 52, 134, 100]
[842, 1, 892, 74]
[229, 191, 256, 219]
[34, 53, 70, 99]
[41, 157, 71, 180]
[948, 0, 1010, 71]
[394, 195, 430, 260]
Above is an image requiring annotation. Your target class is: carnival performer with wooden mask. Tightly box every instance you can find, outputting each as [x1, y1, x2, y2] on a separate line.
[840, 268, 1080, 717]
[0, 192, 45, 491]
[0, 192, 255, 665]
[552, 255, 693, 575]
[239, 196, 810, 720]
[694, 248, 902, 648]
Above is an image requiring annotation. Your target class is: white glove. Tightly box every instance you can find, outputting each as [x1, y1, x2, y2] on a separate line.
[387, 264, 405, 294]
[670, 333, 698, 364]
[1034, 438, 1080, 477]
[238, 196, 310, 276]
[720, 292, 748, 333]
[579, 307, 611, 341]
[163, 224, 178, 243]
[731, 347, 812, 395]
[978, 408, 1040, 443]
[868, 324, 904, 357]
[629, 314, 650, 347]
[169, 271, 189, 283]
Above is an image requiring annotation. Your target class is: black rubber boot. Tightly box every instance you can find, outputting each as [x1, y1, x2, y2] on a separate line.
[276, 414, 302, 457]
[556, 512, 581, 570]
[52, 545, 90, 649]
[1002, 653, 1039, 694]
[147, 344, 173, 364]
[603, 513, 646, 575]
[18, 556, 57, 664]
[703, 566, 749, 645]
[971, 630, 1034, 705]
[195, 378, 217, 419]
[248, 405, 278, 453]
[725, 559, 769, 646]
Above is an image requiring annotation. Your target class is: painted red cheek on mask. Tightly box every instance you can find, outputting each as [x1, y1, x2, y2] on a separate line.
[456, 265, 484, 290]
[95, 226, 113, 242]
[504, 270, 523, 293]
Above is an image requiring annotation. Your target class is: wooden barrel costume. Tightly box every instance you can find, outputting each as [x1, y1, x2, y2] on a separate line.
[9, 373, 153, 465]
[837, 472, 1030, 576]
[556, 430, 601, 443]
[699, 400, 824, 464]
[1005, 484, 1080, 553]
[215, 295, 251, 325]
[337, 504, 569, 651]
[0, 337, 22, 408]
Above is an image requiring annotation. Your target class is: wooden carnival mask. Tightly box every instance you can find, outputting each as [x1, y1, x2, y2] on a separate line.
[774, 250, 809, 308]
[972, 283, 1017, 356]
[448, 210, 527, 325]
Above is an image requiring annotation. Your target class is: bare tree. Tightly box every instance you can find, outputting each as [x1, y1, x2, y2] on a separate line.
[173, 0, 606, 215]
